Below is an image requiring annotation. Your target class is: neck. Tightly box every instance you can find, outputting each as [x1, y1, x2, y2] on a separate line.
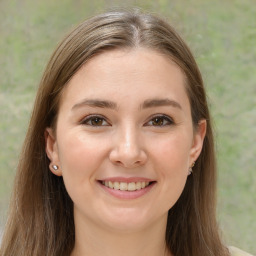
[71, 213, 172, 256]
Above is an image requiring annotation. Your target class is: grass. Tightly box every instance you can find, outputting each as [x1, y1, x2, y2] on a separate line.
[0, 0, 255, 253]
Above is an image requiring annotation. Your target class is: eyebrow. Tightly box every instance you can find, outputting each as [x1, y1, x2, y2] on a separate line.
[141, 98, 182, 110]
[71, 98, 182, 111]
[72, 99, 117, 110]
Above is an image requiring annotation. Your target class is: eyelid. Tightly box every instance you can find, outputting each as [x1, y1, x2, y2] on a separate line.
[80, 114, 111, 126]
[79, 113, 174, 127]
[144, 114, 174, 127]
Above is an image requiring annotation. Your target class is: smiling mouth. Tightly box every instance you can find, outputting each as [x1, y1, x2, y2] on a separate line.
[100, 181, 155, 191]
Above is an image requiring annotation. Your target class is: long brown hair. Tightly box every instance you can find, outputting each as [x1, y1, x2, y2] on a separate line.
[0, 9, 230, 256]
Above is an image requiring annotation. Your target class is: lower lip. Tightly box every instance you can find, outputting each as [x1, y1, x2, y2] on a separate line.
[98, 182, 156, 199]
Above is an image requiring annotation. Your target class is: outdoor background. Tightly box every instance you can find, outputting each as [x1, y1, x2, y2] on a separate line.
[0, 0, 255, 253]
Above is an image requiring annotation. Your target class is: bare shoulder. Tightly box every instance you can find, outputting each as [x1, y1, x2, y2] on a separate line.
[229, 246, 254, 256]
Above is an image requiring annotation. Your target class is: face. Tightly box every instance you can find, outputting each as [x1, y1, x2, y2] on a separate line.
[46, 48, 206, 233]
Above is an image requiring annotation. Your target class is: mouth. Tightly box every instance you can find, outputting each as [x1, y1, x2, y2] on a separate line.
[100, 180, 154, 191]
[97, 178, 156, 199]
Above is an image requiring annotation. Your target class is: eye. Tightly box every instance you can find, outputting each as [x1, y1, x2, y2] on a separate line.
[80, 115, 110, 126]
[145, 115, 174, 127]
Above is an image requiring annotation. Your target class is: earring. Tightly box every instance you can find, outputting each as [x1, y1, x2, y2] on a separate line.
[52, 165, 58, 170]
[188, 162, 195, 175]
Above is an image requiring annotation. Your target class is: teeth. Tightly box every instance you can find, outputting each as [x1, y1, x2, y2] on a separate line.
[114, 181, 120, 190]
[120, 182, 128, 191]
[136, 182, 142, 190]
[109, 181, 114, 189]
[102, 181, 151, 191]
[128, 182, 136, 191]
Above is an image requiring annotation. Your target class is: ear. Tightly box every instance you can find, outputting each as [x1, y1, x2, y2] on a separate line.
[189, 120, 207, 165]
[45, 128, 62, 176]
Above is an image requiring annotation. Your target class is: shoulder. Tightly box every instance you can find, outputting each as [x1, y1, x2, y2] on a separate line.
[229, 246, 254, 256]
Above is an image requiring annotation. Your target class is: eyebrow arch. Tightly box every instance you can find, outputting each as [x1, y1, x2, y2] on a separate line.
[71, 98, 182, 111]
[72, 99, 117, 110]
[141, 98, 182, 110]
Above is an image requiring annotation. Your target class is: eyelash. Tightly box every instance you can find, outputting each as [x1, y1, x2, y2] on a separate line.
[80, 114, 174, 127]
[144, 114, 174, 127]
[80, 115, 110, 126]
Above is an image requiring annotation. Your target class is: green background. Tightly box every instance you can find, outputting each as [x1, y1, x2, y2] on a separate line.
[0, 0, 255, 253]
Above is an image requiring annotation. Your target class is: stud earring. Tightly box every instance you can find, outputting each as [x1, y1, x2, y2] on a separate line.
[52, 165, 58, 170]
[188, 162, 195, 175]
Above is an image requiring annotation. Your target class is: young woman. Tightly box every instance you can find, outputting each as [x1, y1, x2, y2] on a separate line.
[0, 9, 252, 256]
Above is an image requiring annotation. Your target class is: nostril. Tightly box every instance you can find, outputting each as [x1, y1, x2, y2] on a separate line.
[113, 159, 143, 168]
[109, 146, 147, 168]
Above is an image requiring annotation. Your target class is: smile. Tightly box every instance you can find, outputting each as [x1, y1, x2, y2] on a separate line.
[98, 178, 156, 199]
[101, 181, 151, 191]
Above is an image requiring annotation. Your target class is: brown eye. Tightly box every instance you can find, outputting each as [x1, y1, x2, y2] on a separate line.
[145, 115, 173, 127]
[152, 117, 164, 126]
[81, 116, 109, 126]
[91, 117, 104, 126]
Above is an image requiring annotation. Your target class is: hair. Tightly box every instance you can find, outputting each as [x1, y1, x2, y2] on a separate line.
[0, 9, 230, 256]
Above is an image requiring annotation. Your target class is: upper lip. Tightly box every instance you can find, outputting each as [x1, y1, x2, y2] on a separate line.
[99, 177, 155, 183]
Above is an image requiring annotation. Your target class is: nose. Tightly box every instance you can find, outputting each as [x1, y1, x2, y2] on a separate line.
[109, 126, 147, 168]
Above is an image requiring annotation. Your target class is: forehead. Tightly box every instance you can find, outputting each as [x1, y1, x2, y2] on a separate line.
[60, 48, 190, 111]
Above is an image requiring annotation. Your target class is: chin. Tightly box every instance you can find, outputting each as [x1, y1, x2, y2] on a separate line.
[96, 206, 166, 233]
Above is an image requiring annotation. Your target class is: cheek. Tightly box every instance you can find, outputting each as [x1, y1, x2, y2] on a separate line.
[149, 134, 191, 208]
[152, 132, 192, 171]
[57, 131, 107, 180]
[56, 132, 109, 208]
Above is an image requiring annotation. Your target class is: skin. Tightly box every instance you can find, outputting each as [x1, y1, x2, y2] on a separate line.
[45, 48, 206, 256]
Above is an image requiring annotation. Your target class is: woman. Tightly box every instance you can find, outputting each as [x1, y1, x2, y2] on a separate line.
[0, 9, 252, 256]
